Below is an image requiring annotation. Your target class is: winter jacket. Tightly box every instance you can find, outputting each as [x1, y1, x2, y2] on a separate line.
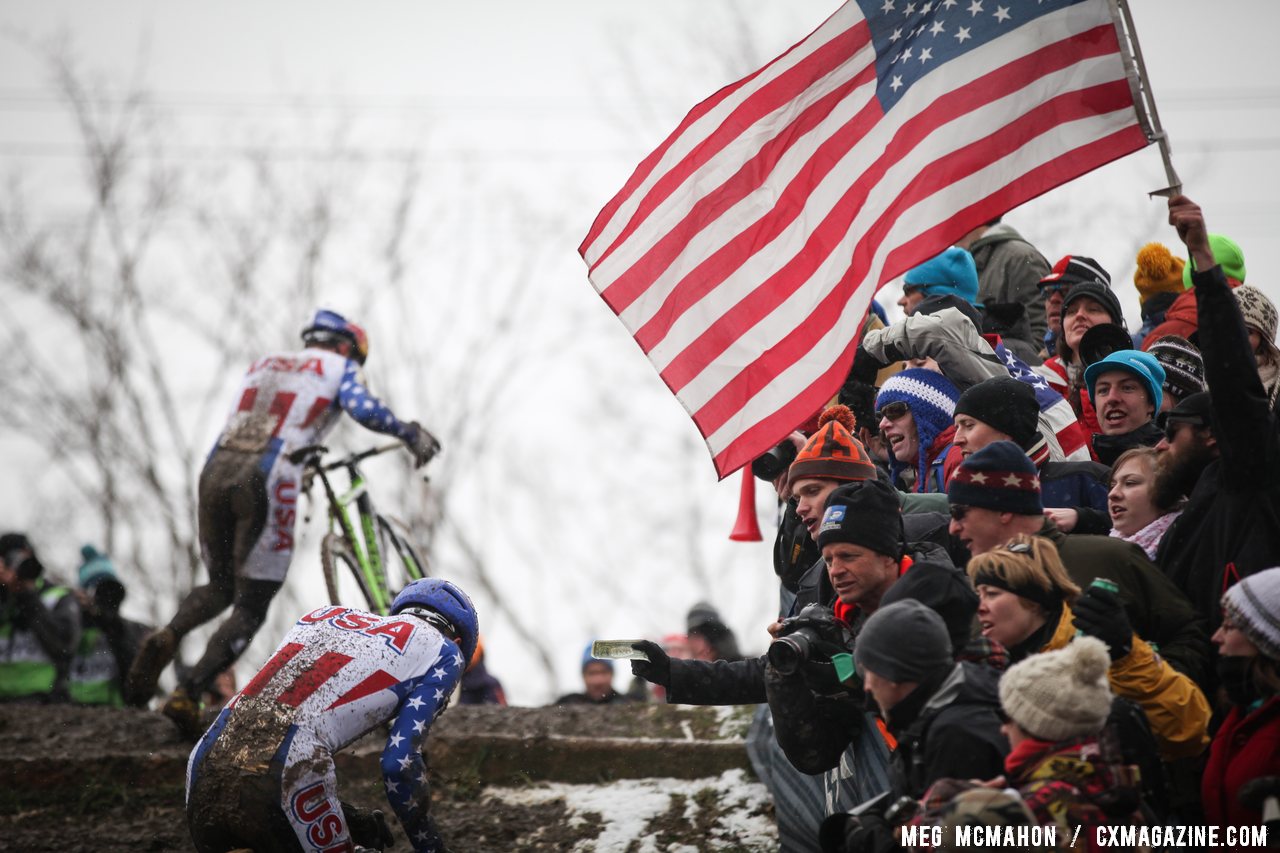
[1039, 605, 1210, 762]
[967, 224, 1051, 347]
[1040, 458, 1110, 531]
[1037, 518, 1211, 689]
[1155, 265, 1280, 631]
[860, 308, 1090, 461]
[1141, 287, 1199, 350]
[1006, 735, 1147, 852]
[1091, 421, 1163, 468]
[884, 662, 1008, 798]
[0, 578, 81, 703]
[1202, 696, 1280, 830]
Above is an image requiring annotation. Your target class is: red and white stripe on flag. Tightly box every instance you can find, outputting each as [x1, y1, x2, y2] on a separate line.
[580, 0, 1151, 478]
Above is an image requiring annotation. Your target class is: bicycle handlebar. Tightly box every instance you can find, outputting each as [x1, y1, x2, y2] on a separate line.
[288, 442, 404, 470]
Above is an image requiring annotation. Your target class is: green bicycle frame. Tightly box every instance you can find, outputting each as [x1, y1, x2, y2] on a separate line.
[329, 467, 393, 614]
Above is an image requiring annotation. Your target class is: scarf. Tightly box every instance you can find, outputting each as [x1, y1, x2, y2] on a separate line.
[1109, 510, 1181, 560]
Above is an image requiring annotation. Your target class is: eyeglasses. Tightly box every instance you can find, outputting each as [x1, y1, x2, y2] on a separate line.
[948, 505, 970, 521]
[876, 401, 911, 422]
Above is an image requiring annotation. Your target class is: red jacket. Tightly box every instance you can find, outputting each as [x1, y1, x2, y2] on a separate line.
[1142, 288, 1200, 350]
[1203, 697, 1280, 830]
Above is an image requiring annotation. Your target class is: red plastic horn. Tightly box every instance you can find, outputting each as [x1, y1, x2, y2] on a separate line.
[729, 467, 763, 542]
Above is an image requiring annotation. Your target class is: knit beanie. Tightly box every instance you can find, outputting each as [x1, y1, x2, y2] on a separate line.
[1061, 280, 1124, 327]
[947, 440, 1042, 515]
[78, 544, 120, 590]
[1185, 233, 1246, 287]
[998, 636, 1113, 741]
[875, 369, 961, 489]
[1083, 349, 1165, 411]
[1038, 254, 1111, 289]
[1221, 567, 1280, 660]
[1234, 285, 1279, 359]
[816, 479, 905, 559]
[1146, 336, 1206, 402]
[787, 405, 879, 484]
[855, 599, 953, 683]
[1133, 243, 1186, 303]
[953, 377, 1040, 449]
[904, 247, 982, 307]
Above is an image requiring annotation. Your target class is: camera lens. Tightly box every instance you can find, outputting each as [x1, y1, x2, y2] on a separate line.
[767, 633, 812, 675]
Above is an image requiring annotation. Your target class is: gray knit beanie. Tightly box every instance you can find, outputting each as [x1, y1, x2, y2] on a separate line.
[854, 599, 953, 683]
[998, 637, 1113, 741]
[1221, 567, 1280, 660]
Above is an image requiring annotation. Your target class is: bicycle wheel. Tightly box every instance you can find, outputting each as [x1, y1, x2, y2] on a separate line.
[378, 516, 429, 596]
[320, 532, 380, 612]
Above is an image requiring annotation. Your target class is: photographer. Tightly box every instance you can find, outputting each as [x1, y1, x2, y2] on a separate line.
[765, 479, 990, 814]
[70, 545, 150, 707]
[0, 533, 81, 703]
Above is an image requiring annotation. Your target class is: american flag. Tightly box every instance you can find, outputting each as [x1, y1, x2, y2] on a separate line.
[580, 0, 1152, 477]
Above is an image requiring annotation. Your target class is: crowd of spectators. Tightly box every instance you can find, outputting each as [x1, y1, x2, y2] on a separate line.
[627, 195, 1280, 850]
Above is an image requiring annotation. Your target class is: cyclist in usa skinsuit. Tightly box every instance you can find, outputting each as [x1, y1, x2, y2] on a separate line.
[127, 310, 441, 734]
[186, 578, 477, 853]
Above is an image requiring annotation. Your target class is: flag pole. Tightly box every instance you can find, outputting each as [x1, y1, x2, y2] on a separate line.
[1110, 0, 1181, 197]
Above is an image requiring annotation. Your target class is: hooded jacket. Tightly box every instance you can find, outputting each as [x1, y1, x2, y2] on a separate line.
[884, 661, 1008, 798]
[967, 224, 1051, 348]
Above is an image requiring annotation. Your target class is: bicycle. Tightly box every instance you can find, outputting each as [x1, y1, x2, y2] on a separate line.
[289, 443, 429, 614]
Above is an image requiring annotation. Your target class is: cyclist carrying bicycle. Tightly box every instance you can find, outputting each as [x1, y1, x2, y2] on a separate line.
[126, 309, 441, 735]
[186, 578, 477, 853]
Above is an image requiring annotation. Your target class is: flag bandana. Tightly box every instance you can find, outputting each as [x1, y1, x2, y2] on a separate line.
[581, 0, 1152, 478]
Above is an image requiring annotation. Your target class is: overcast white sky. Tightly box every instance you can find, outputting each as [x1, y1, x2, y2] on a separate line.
[2, 0, 1278, 702]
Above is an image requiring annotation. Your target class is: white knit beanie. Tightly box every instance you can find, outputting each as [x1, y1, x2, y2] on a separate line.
[998, 637, 1112, 741]
[1222, 567, 1280, 660]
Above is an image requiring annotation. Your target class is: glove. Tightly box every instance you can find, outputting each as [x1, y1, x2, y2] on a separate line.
[630, 640, 671, 688]
[343, 803, 396, 850]
[1072, 584, 1132, 661]
[819, 813, 898, 853]
[405, 422, 442, 468]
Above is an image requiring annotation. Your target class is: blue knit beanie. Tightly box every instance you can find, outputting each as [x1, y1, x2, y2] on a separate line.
[876, 369, 961, 490]
[904, 248, 982, 307]
[78, 544, 119, 590]
[1083, 349, 1165, 412]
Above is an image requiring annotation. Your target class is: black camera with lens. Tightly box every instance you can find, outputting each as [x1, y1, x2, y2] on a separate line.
[767, 625, 826, 675]
[751, 439, 799, 482]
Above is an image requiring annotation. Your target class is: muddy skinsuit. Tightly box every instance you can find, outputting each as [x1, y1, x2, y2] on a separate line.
[186, 605, 462, 853]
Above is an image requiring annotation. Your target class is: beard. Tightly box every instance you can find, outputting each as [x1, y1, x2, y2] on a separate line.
[1152, 440, 1214, 508]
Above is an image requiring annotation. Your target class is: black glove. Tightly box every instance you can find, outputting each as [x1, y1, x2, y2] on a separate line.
[845, 346, 888, 386]
[1072, 584, 1132, 661]
[342, 803, 396, 850]
[819, 813, 898, 853]
[630, 640, 671, 688]
[405, 422, 442, 468]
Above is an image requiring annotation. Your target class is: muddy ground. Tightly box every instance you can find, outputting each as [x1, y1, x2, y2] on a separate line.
[0, 703, 777, 852]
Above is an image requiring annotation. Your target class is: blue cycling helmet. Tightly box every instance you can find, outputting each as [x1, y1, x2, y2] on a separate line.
[301, 309, 369, 364]
[391, 578, 479, 664]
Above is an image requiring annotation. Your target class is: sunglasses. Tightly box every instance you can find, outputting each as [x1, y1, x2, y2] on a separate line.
[948, 505, 970, 521]
[876, 401, 911, 422]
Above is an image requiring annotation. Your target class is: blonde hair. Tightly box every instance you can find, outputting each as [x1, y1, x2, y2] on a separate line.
[966, 534, 1081, 610]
